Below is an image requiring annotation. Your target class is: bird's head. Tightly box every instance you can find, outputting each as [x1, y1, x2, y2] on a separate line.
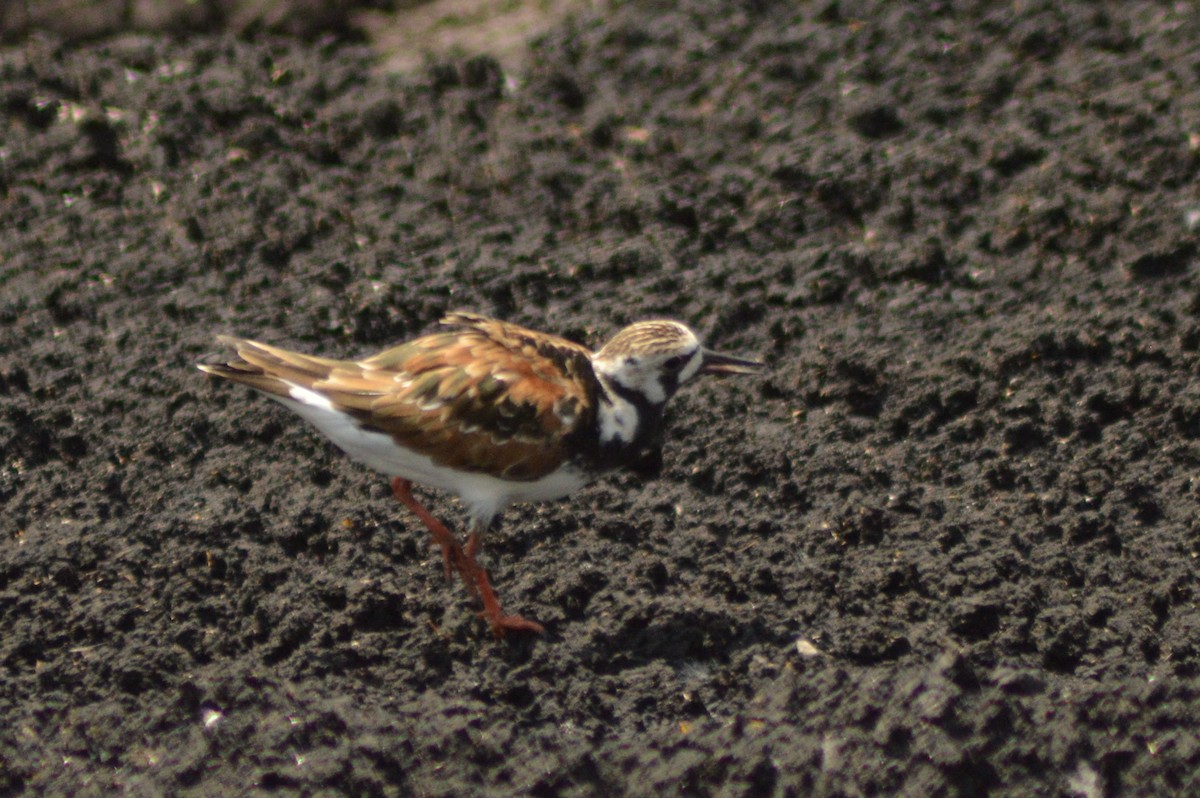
[592, 320, 763, 404]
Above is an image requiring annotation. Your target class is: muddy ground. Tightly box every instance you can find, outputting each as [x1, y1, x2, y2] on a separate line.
[3, 1, 1200, 795]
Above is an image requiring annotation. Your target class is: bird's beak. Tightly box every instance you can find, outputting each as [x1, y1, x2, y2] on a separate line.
[699, 349, 765, 375]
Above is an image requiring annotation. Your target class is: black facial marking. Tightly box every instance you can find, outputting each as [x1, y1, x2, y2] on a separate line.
[573, 376, 667, 475]
[627, 444, 664, 481]
[663, 354, 689, 371]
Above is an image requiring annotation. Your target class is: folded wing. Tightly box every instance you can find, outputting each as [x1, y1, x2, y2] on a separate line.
[200, 314, 598, 481]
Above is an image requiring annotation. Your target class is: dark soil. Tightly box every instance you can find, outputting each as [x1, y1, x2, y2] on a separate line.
[4, 1, 1200, 795]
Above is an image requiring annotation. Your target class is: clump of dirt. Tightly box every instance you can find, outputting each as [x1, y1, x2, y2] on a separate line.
[3, 1, 1200, 795]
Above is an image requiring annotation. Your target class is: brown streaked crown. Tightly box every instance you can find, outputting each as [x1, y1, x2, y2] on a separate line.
[594, 321, 698, 360]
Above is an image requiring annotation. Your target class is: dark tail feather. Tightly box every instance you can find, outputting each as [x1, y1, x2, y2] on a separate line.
[197, 360, 296, 400]
[198, 336, 340, 399]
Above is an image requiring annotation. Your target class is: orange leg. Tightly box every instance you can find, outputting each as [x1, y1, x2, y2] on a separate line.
[390, 477, 475, 596]
[390, 478, 543, 638]
[464, 529, 545, 638]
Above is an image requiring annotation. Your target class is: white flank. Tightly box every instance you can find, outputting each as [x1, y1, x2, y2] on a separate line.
[287, 383, 336, 411]
[272, 383, 589, 523]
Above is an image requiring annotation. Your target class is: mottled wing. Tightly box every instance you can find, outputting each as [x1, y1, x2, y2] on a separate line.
[199, 317, 598, 480]
[348, 314, 596, 480]
[346, 314, 596, 480]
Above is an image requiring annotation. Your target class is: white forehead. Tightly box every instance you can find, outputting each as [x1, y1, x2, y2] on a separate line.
[678, 349, 704, 383]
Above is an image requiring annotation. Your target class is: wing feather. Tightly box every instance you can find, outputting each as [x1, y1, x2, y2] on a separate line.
[203, 315, 599, 482]
[355, 315, 597, 480]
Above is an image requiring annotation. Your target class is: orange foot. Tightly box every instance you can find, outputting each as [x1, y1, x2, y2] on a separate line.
[466, 531, 545, 638]
[391, 478, 544, 638]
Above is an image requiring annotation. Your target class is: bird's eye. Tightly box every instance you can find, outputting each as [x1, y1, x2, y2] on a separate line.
[663, 354, 689, 371]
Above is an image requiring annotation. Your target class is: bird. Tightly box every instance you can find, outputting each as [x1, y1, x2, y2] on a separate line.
[198, 311, 763, 638]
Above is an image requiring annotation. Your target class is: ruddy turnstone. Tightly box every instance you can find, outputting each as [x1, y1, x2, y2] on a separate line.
[198, 312, 762, 637]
